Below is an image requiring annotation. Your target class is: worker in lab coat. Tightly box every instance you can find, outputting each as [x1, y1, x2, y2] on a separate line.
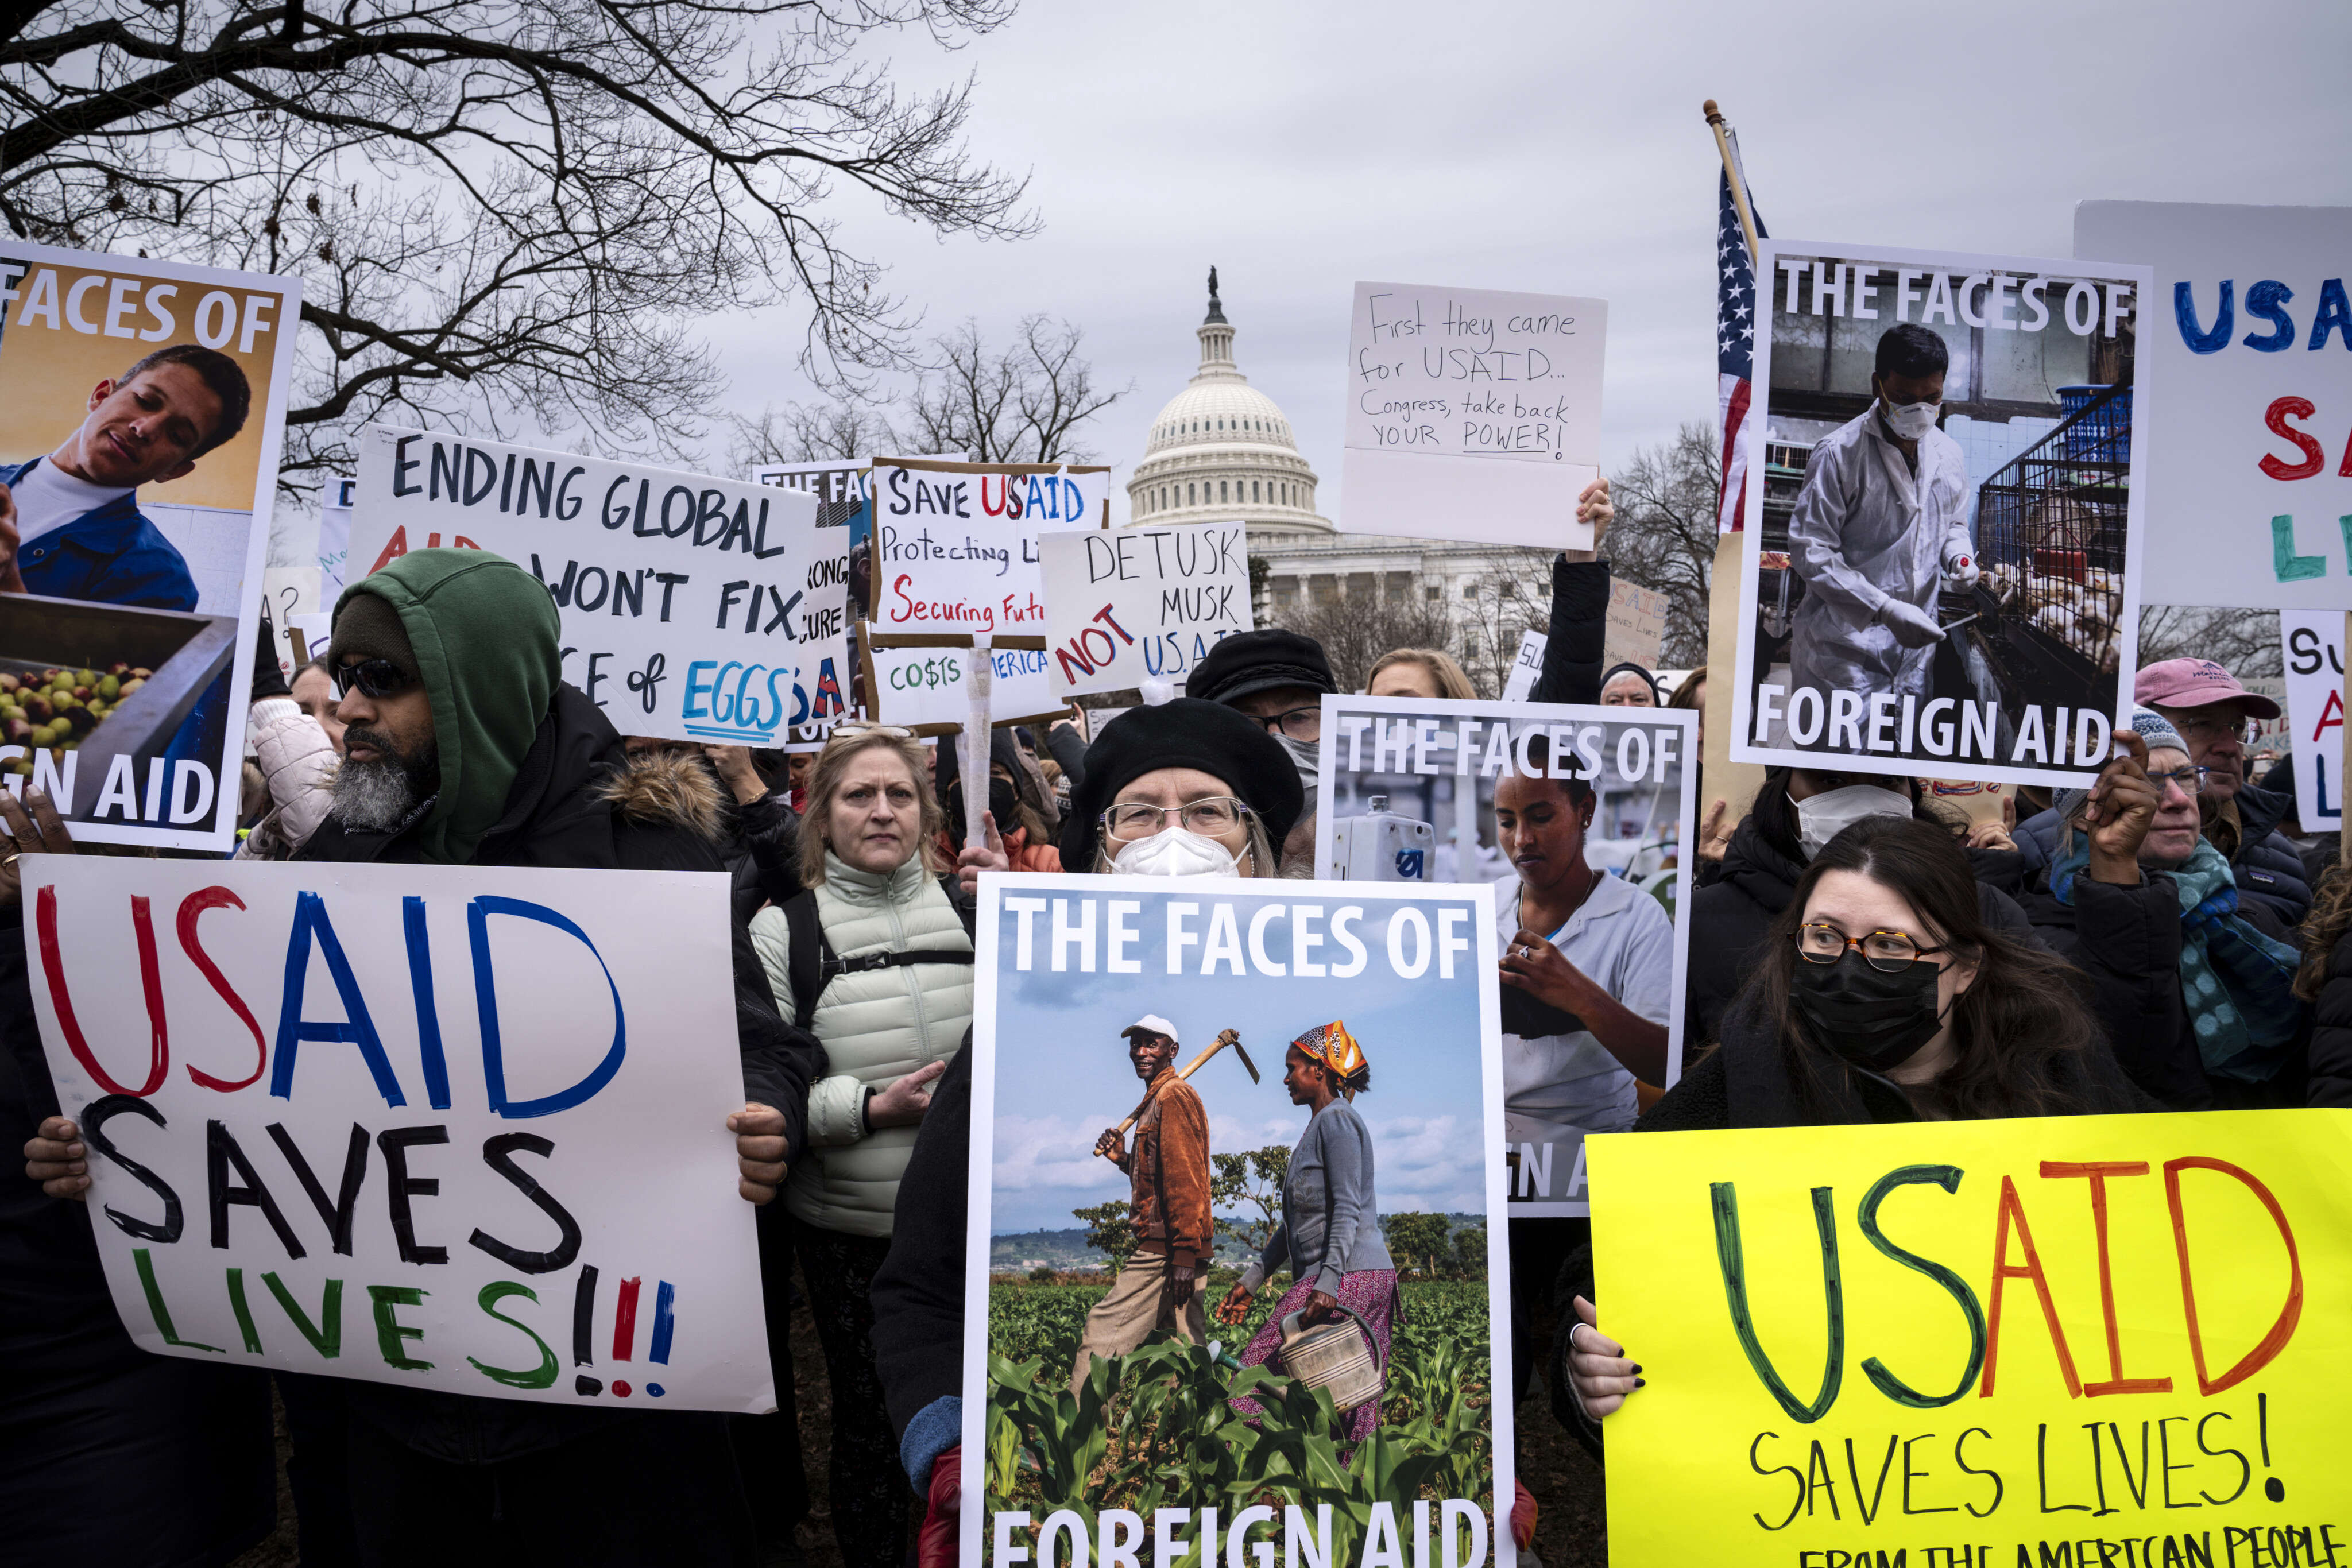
[1786, 323, 1976, 719]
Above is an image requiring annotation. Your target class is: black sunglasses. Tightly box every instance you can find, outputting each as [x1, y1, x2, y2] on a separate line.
[332, 659, 416, 700]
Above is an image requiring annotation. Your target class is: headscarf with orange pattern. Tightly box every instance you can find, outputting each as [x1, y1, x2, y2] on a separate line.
[1291, 1020, 1371, 1098]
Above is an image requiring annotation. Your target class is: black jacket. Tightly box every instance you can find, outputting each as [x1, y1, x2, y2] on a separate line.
[2311, 929, 2352, 1108]
[869, 1038, 972, 1446]
[1530, 557, 1610, 707]
[2013, 785, 2312, 928]
[298, 683, 819, 1465]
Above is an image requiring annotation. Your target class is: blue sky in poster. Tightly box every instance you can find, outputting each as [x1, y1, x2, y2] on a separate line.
[983, 883, 1491, 1237]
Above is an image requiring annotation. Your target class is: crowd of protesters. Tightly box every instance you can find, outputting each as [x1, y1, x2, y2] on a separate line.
[7, 466, 2349, 1568]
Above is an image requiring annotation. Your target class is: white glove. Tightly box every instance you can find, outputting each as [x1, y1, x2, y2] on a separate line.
[1941, 544, 1980, 590]
[1878, 598, 1947, 649]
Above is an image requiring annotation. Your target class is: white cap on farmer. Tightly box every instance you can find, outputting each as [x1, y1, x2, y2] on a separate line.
[1121, 1015, 1180, 1048]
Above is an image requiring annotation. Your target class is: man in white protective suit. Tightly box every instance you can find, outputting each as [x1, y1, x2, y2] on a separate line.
[1785, 323, 1977, 728]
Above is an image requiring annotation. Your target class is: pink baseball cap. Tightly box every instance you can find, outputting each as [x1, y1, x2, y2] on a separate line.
[2133, 659, 2280, 719]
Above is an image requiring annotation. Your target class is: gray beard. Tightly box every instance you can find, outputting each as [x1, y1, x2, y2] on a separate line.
[331, 756, 423, 831]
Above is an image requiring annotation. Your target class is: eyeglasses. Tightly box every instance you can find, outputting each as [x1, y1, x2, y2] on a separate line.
[1248, 706, 1321, 742]
[1797, 923, 1948, 972]
[826, 720, 915, 743]
[332, 659, 416, 700]
[1102, 797, 1251, 841]
[2176, 714, 2259, 745]
[2145, 765, 2211, 795]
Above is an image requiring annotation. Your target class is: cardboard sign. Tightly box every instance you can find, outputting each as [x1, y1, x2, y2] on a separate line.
[860, 634, 1067, 735]
[1591, 1109, 2352, 1568]
[1605, 579, 1667, 672]
[1316, 695, 1695, 1218]
[0, 242, 303, 850]
[1731, 241, 2153, 789]
[2283, 612, 2343, 830]
[2075, 203, 2352, 611]
[962, 873, 1514, 1566]
[1341, 281, 1605, 549]
[867, 458, 1111, 646]
[22, 857, 773, 1414]
[1500, 630, 1547, 702]
[349, 428, 850, 750]
[1038, 521, 1252, 699]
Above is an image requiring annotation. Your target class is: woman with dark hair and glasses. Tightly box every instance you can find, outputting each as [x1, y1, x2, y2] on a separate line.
[1551, 813, 2152, 1454]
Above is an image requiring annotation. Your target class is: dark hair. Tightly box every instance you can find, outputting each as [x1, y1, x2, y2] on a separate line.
[1666, 666, 1704, 711]
[1874, 323, 1949, 384]
[301, 656, 335, 681]
[122, 343, 252, 458]
[1740, 815, 2110, 1120]
[1510, 731, 1594, 808]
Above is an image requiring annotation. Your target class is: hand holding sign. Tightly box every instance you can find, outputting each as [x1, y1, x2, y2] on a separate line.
[1566, 1295, 1641, 1418]
[24, 1115, 87, 1200]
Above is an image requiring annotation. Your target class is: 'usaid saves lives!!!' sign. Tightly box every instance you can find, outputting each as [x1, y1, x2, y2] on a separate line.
[23, 858, 774, 1414]
[869, 459, 1110, 642]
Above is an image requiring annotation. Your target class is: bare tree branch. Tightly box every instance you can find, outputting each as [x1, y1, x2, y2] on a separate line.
[1604, 420, 1721, 668]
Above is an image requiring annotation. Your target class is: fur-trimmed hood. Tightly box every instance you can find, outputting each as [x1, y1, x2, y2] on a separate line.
[595, 748, 730, 843]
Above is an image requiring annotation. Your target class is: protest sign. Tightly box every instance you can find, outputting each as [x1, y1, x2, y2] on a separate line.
[1731, 241, 2153, 788]
[1038, 520, 1252, 699]
[867, 457, 1111, 646]
[2283, 613, 2342, 830]
[319, 477, 355, 602]
[1341, 281, 1605, 550]
[859, 634, 1067, 735]
[963, 873, 1513, 1566]
[2075, 203, 2352, 611]
[1590, 1109, 2352, 1568]
[350, 428, 850, 750]
[21, 856, 773, 1414]
[1500, 630, 1547, 702]
[1, 242, 301, 850]
[1606, 579, 1667, 672]
[264, 566, 321, 626]
[1317, 695, 1694, 1218]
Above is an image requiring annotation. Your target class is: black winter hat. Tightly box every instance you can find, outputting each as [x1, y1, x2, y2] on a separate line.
[1059, 698, 1306, 872]
[1184, 628, 1336, 706]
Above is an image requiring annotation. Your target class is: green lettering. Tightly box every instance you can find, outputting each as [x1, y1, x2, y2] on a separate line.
[467, 1281, 559, 1390]
[369, 1284, 433, 1371]
[1855, 1164, 1987, 1408]
[262, 1272, 343, 1359]
[1711, 1180, 1845, 1423]
[226, 1267, 263, 1353]
[133, 1246, 222, 1352]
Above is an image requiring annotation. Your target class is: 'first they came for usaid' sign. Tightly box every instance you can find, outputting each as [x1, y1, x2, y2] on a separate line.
[23, 857, 774, 1414]
[351, 427, 850, 748]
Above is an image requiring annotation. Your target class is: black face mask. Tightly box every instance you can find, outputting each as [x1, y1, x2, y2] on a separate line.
[988, 777, 1019, 828]
[1789, 950, 1948, 1071]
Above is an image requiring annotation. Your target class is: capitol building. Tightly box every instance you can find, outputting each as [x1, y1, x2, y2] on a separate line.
[1124, 272, 1552, 641]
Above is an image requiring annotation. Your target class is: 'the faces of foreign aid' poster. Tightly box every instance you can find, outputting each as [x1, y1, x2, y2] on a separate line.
[1730, 241, 2153, 789]
[963, 873, 1515, 1566]
[1, 242, 301, 849]
[1314, 695, 1696, 1218]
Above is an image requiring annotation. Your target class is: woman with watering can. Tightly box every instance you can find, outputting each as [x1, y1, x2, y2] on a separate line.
[1215, 1021, 1399, 1442]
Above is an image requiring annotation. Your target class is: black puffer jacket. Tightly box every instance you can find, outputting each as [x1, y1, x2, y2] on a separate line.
[2013, 784, 2312, 928]
[2312, 928, 2352, 1108]
[1530, 556, 1610, 706]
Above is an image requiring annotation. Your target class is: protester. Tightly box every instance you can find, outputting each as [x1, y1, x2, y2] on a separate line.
[1667, 665, 1704, 722]
[237, 637, 342, 860]
[748, 722, 970, 1565]
[1554, 815, 2152, 1451]
[1368, 646, 1478, 700]
[937, 728, 1063, 874]
[1185, 628, 1334, 873]
[1217, 1021, 1398, 1445]
[1597, 662, 1660, 707]
[20, 548, 818, 1566]
[2298, 863, 2352, 1107]
[1077, 1017, 1212, 1391]
[1529, 479, 1616, 706]
[1057, 698, 1303, 878]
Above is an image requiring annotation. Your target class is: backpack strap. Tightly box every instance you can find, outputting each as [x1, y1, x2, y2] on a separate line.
[783, 881, 977, 1032]
[939, 872, 978, 938]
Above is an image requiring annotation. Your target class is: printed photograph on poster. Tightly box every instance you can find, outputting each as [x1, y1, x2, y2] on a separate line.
[1038, 519, 1252, 699]
[1, 241, 302, 848]
[964, 873, 1513, 1567]
[1731, 242, 2153, 788]
[1314, 695, 1694, 1217]
[858, 630, 1069, 735]
[350, 428, 850, 750]
[2283, 611, 2343, 831]
[22, 855, 775, 1413]
[1341, 280, 1604, 549]
[868, 456, 1110, 646]
[2075, 203, 2352, 612]
[753, 453, 965, 628]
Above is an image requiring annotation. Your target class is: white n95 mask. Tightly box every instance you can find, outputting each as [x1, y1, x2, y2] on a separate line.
[1111, 826, 1241, 878]
[1792, 784, 1911, 860]
[1881, 399, 1940, 441]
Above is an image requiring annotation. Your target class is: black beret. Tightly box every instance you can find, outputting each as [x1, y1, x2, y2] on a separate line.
[1185, 628, 1336, 706]
[1059, 698, 1306, 872]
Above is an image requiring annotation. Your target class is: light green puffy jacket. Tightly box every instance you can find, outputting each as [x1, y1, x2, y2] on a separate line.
[748, 852, 973, 1237]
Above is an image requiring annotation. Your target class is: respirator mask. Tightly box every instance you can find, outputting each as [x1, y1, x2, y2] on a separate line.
[1792, 784, 1911, 860]
[1880, 398, 1940, 442]
[1111, 827, 1242, 878]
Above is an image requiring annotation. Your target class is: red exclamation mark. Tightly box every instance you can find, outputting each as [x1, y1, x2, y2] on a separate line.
[612, 1276, 641, 1361]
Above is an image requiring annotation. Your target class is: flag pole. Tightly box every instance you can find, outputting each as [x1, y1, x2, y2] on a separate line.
[1704, 100, 1761, 265]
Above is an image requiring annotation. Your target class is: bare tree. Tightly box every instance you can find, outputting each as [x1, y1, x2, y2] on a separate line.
[726, 398, 895, 472]
[889, 315, 1128, 463]
[1456, 567, 1549, 697]
[1274, 589, 1459, 695]
[2137, 606, 2281, 678]
[1606, 421, 1722, 668]
[2, 0, 1036, 491]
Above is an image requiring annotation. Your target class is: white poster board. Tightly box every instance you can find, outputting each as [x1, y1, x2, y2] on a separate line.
[1037, 520, 1252, 699]
[1341, 280, 1604, 548]
[2283, 612, 2343, 830]
[319, 477, 355, 602]
[1499, 629, 1546, 702]
[1731, 241, 2152, 788]
[263, 566, 321, 626]
[2075, 203, 2352, 611]
[350, 428, 849, 749]
[21, 857, 773, 1413]
[860, 636, 1066, 735]
[867, 458, 1110, 645]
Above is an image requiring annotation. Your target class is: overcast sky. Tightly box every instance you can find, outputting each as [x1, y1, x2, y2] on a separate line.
[704, 0, 2352, 527]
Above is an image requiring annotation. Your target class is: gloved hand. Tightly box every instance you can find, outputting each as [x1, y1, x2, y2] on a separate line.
[916, 1445, 960, 1568]
[1941, 544, 1980, 589]
[250, 615, 292, 702]
[1877, 598, 1947, 649]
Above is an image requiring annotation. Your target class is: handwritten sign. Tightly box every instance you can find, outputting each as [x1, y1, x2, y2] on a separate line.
[22, 856, 774, 1414]
[2283, 612, 2342, 830]
[1341, 280, 1605, 549]
[868, 458, 1109, 645]
[1590, 1110, 2352, 1568]
[859, 635, 1067, 735]
[2076, 203, 2352, 610]
[319, 477, 355, 602]
[351, 428, 850, 750]
[1037, 521, 1252, 700]
[1606, 579, 1667, 672]
[1500, 630, 1547, 702]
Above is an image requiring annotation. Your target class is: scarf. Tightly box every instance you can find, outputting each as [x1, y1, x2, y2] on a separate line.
[2052, 835, 2301, 1083]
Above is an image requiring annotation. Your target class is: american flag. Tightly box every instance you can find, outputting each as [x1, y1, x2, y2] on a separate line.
[1715, 134, 1766, 533]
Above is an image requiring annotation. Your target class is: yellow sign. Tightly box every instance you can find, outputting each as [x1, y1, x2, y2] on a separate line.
[1590, 1110, 2352, 1568]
